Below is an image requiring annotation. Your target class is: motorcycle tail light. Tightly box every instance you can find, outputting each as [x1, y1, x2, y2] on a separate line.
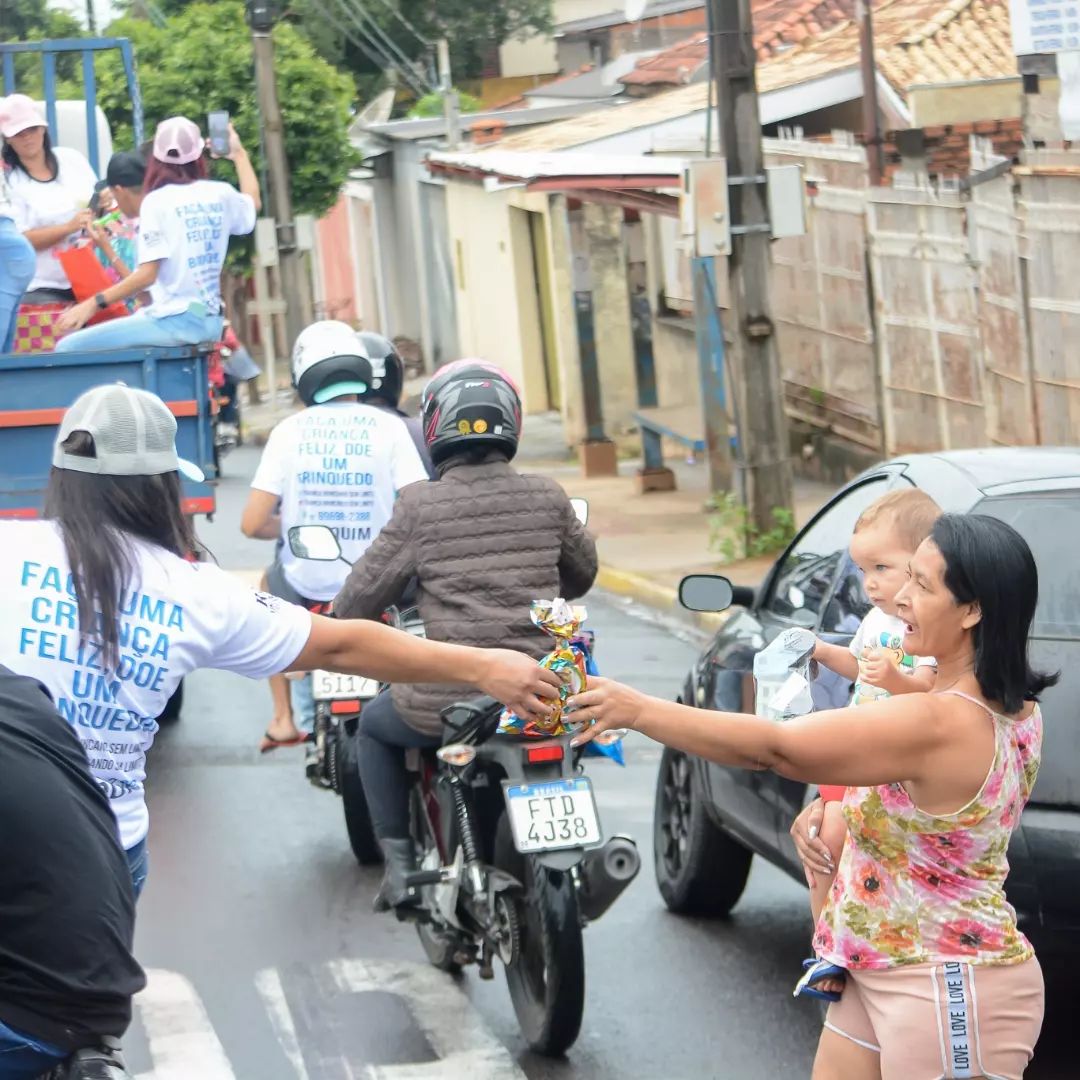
[330, 700, 362, 714]
[525, 744, 563, 764]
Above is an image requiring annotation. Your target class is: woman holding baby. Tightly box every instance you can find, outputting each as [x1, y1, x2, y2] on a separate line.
[571, 500, 1050, 1080]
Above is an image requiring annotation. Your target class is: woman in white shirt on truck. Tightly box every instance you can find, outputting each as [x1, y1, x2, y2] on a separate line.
[1, 93, 97, 307]
[55, 115, 259, 351]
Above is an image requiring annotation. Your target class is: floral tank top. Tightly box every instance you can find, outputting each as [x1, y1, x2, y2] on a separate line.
[814, 691, 1042, 970]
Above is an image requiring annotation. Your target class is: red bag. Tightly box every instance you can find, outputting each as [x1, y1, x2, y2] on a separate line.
[55, 242, 129, 325]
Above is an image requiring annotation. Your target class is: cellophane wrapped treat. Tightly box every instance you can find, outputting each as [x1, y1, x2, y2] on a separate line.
[498, 598, 587, 737]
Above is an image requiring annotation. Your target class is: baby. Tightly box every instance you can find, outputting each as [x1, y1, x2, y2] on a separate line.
[795, 487, 941, 1001]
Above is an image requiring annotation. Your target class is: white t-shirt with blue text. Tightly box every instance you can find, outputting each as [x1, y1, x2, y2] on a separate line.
[137, 178, 257, 317]
[251, 402, 429, 601]
[0, 520, 312, 849]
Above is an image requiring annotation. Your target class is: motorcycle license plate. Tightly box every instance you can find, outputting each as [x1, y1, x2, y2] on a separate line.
[311, 671, 378, 702]
[502, 777, 602, 853]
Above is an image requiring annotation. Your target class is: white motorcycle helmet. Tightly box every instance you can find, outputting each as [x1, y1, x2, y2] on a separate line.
[292, 320, 375, 406]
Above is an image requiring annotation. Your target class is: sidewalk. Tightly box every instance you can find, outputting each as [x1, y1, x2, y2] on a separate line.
[241, 399, 837, 627]
[515, 414, 834, 628]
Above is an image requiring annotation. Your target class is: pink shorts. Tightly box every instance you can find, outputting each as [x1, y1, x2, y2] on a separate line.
[825, 957, 1044, 1079]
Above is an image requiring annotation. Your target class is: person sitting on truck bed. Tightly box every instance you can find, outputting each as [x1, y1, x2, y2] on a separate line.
[1, 93, 97, 307]
[88, 150, 147, 286]
[54, 116, 259, 351]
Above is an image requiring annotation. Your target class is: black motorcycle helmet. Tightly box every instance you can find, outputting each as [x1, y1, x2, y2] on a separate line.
[356, 331, 404, 407]
[421, 360, 522, 467]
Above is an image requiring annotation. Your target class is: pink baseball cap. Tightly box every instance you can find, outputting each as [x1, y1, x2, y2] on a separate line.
[152, 116, 205, 165]
[0, 94, 46, 139]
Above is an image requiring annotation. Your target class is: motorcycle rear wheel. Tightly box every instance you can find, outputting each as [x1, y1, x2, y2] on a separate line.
[494, 815, 585, 1057]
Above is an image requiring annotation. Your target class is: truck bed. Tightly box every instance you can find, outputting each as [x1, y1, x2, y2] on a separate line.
[0, 345, 217, 518]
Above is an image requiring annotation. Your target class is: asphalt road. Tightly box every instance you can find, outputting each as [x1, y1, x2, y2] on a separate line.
[121, 445, 1075, 1079]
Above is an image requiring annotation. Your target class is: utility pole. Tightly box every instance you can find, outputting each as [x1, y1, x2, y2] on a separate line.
[707, 0, 793, 531]
[246, 0, 311, 351]
[85, 0, 97, 34]
[437, 39, 461, 149]
[857, 0, 884, 185]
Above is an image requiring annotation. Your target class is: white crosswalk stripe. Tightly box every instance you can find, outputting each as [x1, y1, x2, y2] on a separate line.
[134, 968, 236, 1079]
[132, 958, 524, 1079]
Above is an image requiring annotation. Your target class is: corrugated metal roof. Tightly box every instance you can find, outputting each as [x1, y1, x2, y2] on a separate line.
[426, 149, 686, 182]
[362, 99, 620, 142]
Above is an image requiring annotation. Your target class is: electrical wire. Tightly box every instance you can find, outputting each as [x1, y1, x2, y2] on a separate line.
[338, 0, 433, 93]
[368, 0, 431, 48]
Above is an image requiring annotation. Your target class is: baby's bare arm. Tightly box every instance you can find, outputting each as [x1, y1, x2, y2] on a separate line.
[889, 664, 936, 695]
[813, 639, 859, 681]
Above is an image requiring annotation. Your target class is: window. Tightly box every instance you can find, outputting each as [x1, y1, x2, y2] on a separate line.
[766, 478, 891, 626]
[977, 493, 1080, 638]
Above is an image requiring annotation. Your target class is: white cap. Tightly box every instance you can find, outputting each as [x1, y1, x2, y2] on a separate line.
[53, 384, 205, 482]
[152, 116, 205, 165]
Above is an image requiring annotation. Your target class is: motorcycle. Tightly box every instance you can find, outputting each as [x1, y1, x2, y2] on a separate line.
[402, 692, 639, 1056]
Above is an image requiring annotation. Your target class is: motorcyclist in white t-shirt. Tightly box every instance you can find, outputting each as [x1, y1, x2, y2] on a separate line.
[241, 321, 430, 751]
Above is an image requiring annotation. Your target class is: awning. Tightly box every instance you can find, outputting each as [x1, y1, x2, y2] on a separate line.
[425, 150, 685, 217]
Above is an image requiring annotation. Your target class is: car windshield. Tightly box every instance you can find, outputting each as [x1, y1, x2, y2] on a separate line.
[977, 492, 1080, 638]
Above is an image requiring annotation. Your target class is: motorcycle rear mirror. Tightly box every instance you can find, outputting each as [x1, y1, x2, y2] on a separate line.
[288, 525, 343, 562]
[570, 497, 589, 526]
[679, 574, 735, 613]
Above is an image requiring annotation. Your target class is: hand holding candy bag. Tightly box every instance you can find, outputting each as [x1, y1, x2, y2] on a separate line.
[499, 598, 587, 737]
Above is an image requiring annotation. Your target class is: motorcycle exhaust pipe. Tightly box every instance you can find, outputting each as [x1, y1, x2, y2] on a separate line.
[577, 834, 640, 922]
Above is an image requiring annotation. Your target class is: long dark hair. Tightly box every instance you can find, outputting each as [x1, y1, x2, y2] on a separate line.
[2, 127, 58, 177]
[931, 514, 1058, 712]
[143, 154, 207, 194]
[43, 432, 197, 670]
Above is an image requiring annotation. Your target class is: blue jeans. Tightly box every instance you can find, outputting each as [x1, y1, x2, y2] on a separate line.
[0, 218, 36, 354]
[126, 838, 149, 899]
[291, 674, 316, 733]
[54, 306, 223, 353]
[0, 1017, 65, 1080]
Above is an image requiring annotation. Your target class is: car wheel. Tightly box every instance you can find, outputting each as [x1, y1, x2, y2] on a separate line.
[653, 747, 753, 916]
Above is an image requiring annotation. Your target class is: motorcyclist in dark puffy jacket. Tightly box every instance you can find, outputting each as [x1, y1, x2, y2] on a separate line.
[334, 360, 598, 911]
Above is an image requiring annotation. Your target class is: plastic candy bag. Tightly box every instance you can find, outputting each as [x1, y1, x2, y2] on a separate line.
[499, 598, 587, 738]
[753, 627, 816, 721]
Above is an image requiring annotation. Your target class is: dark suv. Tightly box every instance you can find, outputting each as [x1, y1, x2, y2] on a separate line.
[653, 449, 1080, 938]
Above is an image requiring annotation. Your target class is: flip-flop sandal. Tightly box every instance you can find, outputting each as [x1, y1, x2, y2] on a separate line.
[793, 956, 847, 1003]
[259, 731, 312, 754]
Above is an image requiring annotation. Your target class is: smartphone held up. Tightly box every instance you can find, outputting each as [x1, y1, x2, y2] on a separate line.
[208, 111, 230, 157]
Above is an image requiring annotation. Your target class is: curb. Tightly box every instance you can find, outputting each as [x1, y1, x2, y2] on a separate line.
[595, 564, 728, 636]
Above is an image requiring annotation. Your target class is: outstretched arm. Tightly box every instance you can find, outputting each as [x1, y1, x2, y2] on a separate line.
[569, 679, 956, 790]
[289, 615, 560, 722]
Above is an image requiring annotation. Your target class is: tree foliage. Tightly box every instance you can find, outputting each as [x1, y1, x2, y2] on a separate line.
[94, 0, 357, 227]
[0, 1, 87, 93]
[407, 90, 481, 120]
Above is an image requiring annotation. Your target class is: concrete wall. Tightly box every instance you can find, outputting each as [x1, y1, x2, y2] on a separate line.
[314, 195, 359, 325]
[444, 180, 551, 414]
[499, 35, 559, 79]
[582, 202, 638, 436]
[910, 78, 1024, 127]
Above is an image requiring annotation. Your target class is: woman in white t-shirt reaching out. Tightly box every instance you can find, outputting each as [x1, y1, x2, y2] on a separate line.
[0, 384, 560, 895]
[55, 115, 259, 351]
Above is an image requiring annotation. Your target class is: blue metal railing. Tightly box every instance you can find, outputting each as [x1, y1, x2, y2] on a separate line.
[0, 37, 143, 175]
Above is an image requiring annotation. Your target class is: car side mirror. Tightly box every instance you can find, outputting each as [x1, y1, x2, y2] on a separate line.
[288, 525, 343, 562]
[679, 574, 735, 613]
[570, 497, 589, 526]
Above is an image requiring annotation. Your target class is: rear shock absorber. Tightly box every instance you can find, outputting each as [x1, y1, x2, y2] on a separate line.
[450, 776, 479, 863]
